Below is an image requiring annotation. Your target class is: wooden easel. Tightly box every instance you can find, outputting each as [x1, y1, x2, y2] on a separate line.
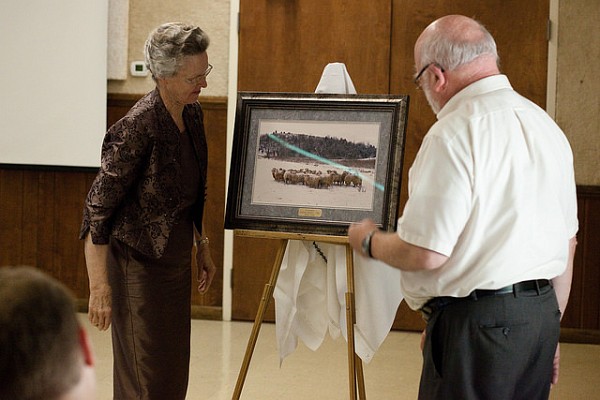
[231, 229, 366, 400]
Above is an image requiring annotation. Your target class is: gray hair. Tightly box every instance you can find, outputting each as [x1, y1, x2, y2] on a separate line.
[144, 22, 210, 79]
[419, 19, 498, 71]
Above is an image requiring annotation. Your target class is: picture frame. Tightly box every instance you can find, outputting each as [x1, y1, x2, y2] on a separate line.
[225, 92, 409, 236]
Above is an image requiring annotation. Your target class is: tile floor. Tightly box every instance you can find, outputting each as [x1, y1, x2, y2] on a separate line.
[81, 315, 600, 399]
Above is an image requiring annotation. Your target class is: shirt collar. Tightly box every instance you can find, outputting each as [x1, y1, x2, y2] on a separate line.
[436, 74, 513, 120]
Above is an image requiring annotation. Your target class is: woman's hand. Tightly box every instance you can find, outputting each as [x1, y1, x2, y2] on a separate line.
[88, 284, 112, 331]
[194, 241, 216, 293]
[84, 234, 112, 331]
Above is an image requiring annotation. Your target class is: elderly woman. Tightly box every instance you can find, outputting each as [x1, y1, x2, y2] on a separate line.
[80, 22, 216, 399]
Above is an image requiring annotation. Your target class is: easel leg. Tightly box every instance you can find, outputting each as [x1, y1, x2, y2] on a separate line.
[345, 244, 366, 399]
[232, 239, 288, 400]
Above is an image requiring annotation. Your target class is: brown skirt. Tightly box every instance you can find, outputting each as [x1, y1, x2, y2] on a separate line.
[108, 239, 192, 400]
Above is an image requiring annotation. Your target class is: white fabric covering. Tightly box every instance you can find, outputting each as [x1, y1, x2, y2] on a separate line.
[315, 62, 357, 94]
[274, 63, 403, 364]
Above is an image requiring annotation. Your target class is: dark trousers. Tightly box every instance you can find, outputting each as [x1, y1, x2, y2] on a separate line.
[419, 284, 560, 400]
[108, 240, 192, 400]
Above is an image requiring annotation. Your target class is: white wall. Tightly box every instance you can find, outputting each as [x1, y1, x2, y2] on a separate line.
[0, 1, 108, 168]
[222, 0, 239, 321]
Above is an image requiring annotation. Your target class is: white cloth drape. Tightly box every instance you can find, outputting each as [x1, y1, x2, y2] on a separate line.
[273, 63, 403, 365]
[314, 62, 357, 94]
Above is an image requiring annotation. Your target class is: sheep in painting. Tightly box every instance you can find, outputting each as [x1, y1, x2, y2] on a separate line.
[304, 174, 322, 189]
[344, 173, 363, 190]
[284, 169, 304, 185]
[272, 168, 285, 182]
[330, 171, 345, 186]
[319, 173, 334, 189]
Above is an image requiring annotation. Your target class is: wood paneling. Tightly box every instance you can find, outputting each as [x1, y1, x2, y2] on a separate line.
[0, 94, 228, 318]
[193, 98, 228, 311]
[562, 187, 600, 340]
[238, 0, 392, 94]
[0, 167, 94, 298]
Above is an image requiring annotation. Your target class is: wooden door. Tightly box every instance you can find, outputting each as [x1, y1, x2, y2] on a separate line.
[233, 0, 550, 329]
[237, 0, 393, 94]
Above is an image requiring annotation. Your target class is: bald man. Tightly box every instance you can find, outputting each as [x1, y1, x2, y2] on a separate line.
[348, 15, 578, 399]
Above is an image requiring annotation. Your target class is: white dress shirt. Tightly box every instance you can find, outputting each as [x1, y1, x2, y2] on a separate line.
[397, 75, 578, 310]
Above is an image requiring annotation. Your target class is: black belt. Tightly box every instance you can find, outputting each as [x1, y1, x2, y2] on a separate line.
[420, 279, 552, 322]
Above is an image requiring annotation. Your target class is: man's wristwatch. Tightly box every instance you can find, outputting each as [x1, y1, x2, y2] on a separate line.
[361, 229, 378, 258]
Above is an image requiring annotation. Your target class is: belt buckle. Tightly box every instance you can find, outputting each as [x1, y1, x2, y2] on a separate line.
[420, 304, 433, 322]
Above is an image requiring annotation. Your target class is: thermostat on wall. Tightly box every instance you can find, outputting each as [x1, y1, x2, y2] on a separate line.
[130, 61, 149, 77]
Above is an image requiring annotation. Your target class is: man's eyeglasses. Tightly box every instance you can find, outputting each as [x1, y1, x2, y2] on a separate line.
[413, 62, 444, 89]
[185, 64, 213, 85]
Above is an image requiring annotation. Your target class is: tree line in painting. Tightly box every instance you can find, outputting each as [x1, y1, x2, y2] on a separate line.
[259, 131, 376, 160]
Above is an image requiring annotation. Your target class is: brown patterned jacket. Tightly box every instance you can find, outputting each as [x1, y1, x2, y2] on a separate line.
[79, 89, 207, 258]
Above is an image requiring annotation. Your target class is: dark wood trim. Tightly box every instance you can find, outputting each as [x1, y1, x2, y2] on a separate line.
[0, 163, 98, 173]
[107, 92, 227, 106]
[107, 92, 142, 107]
[560, 328, 600, 344]
[191, 306, 223, 320]
[577, 185, 600, 198]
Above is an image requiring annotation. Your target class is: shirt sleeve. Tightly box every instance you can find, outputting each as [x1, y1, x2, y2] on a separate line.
[397, 134, 473, 256]
[562, 145, 579, 239]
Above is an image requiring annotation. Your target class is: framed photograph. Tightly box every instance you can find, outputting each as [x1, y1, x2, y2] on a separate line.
[225, 92, 409, 236]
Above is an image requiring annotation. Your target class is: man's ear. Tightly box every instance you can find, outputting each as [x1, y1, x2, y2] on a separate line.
[79, 327, 95, 366]
[431, 65, 447, 92]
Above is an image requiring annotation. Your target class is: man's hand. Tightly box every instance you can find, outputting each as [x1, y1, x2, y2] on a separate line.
[348, 218, 378, 257]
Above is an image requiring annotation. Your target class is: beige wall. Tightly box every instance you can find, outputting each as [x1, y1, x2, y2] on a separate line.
[109, 0, 600, 185]
[556, 0, 600, 186]
[107, 0, 230, 97]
